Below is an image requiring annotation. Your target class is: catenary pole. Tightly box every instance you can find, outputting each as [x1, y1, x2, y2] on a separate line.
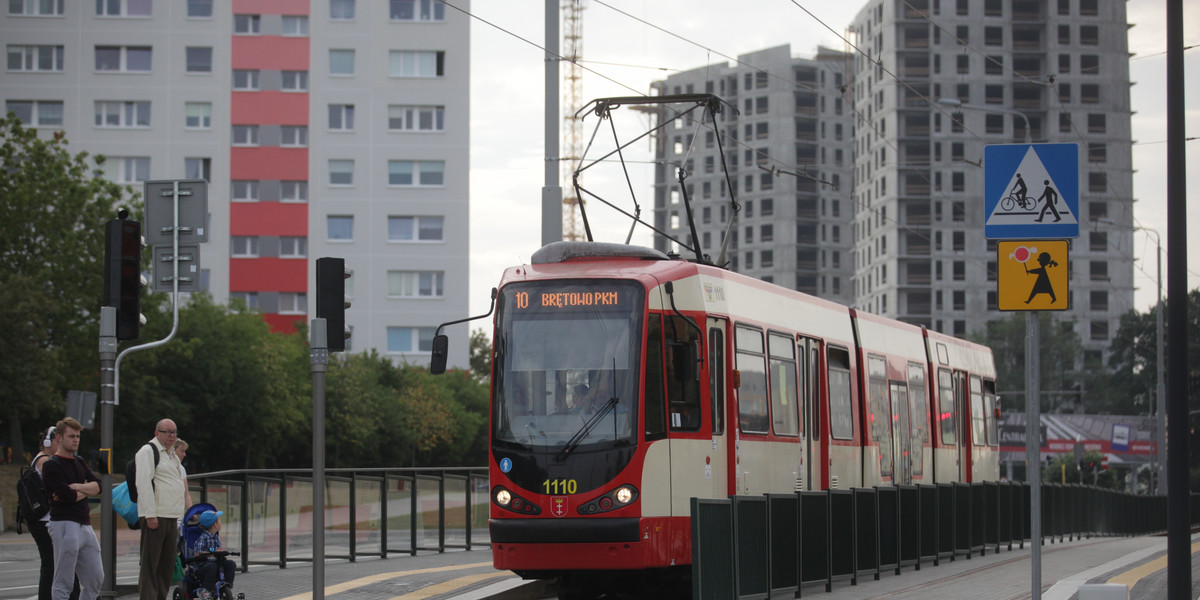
[542, 0, 563, 245]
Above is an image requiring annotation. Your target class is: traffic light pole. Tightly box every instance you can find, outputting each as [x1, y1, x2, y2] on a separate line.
[98, 307, 117, 600]
[310, 318, 328, 600]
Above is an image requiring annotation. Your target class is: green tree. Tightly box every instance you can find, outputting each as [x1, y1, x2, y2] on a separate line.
[469, 328, 492, 382]
[971, 312, 1086, 413]
[0, 114, 133, 458]
[1106, 290, 1200, 416]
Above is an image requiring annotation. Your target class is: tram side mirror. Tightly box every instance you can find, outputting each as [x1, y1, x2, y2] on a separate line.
[430, 334, 449, 375]
[669, 341, 697, 382]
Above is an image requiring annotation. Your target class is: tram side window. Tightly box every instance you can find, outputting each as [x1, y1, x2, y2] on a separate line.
[938, 368, 956, 445]
[768, 333, 798, 436]
[667, 315, 702, 431]
[808, 344, 820, 441]
[983, 379, 999, 446]
[828, 347, 854, 440]
[970, 375, 986, 446]
[644, 314, 667, 441]
[867, 356, 889, 442]
[735, 326, 769, 434]
[907, 362, 928, 476]
[709, 328, 725, 435]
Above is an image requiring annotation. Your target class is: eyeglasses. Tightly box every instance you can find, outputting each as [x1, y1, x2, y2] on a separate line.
[157, 429, 178, 436]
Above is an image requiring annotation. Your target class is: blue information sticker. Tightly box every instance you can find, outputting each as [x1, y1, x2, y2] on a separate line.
[499, 457, 512, 473]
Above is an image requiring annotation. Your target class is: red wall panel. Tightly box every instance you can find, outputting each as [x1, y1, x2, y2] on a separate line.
[262, 313, 303, 334]
[229, 257, 307, 292]
[232, 0, 310, 16]
[232, 37, 309, 70]
[231, 91, 308, 125]
[230, 202, 307, 236]
[229, 147, 307, 180]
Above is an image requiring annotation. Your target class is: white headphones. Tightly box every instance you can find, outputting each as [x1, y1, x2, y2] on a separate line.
[43, 426, 56, 448]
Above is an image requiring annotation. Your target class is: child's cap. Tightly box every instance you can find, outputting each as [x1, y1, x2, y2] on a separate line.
[198, 510, 223, 528]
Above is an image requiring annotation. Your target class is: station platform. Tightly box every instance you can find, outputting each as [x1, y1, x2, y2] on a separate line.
[2, 530, 1197, 599]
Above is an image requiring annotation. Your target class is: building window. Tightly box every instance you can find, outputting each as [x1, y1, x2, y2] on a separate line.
[388, 50, 444, 77]
[93, 100, 148, 128]
[1080, 55, 1099, 75]
[229, 292, 258, 310]
[387, 105, 444, 132]
[232, 125, 259, 146]
[184, 47, 211, 73]
[1090, 320, 1109, 341]
[984, 26, 1002, 46]
[281, 181, 308, 202]
[328, 104, 355, 131]
[330, 0, 355, 19]
[387, 326, 434, 353]
[388, 215, 444, 241]
[388, 271, 444, 298]
[231, 180, 259, 202]
[985, 55, 1002, 75]
[387, 160, 444, 186]
[8, 44, 64, 72]
[233, 14, 260, 34]
[985, 113, 1003, 134]
[232, 69, 260, 90]
[184, 102, 211, 129]
[282, 15, 308, 35]
[1090, 260, 1108, 281]
[1089, 201, 1108, 219]
[281, 126, 308, 147]
[280, 236, 307, 258]
[328, 160, 354, 186]
[1059, 112, 1072, 133]
[1091, 290, 1109, 312]
[184, 157, 210, 180]
[9, 0, 64, 16]
[95, 0, 151, 17]
[1089, 172, 1107, 193]
[7, 100, 63, 127]
[282, 70, 308, 91]
[1088, 142, 1107, 163]
[1081, 84, 1100, 103]
[278, 292, 306, 315]
[1089, 231, 1107, 252]
[231, 236, 259, 257]
[101, 156, 149, 184]
[1087, 113, 1106, 134]
[327, 216, 354, 240]
[329, 49, 355, 75]
[390, 0, 445, 21]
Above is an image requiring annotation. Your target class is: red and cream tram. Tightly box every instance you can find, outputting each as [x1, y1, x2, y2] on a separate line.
[457, 241, 998, 592]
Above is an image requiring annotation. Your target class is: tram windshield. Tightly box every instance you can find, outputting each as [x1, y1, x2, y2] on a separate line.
[492, 280, 643, 452]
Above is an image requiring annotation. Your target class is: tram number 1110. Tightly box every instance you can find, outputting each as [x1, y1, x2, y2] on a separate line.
[542, 478, 578, 495]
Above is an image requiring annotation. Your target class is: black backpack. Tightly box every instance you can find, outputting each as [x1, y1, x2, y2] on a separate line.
[15, 456, 51, 533]
[124, 443, 159, 504]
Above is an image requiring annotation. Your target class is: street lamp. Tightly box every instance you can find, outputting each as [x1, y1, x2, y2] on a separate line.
[935, 97, 1031, 144]
[1098, 219, 1165, 495]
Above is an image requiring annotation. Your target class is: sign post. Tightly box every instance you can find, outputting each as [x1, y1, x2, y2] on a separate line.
[986, 143, 1078, 600]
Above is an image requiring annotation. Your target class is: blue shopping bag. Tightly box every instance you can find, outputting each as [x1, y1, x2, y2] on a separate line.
[112, 481, 139, 526]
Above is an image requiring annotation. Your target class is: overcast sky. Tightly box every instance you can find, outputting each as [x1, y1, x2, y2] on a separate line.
[462, 0, 1200, 321]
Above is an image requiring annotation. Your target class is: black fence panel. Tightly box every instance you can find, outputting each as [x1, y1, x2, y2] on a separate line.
[917, 484, 939, 565]
[876, 486, 900, 575]
[853, 488, 880, 582]
[936, 483, 956, 562]
[691, 498, 734, 600]
[798, 490, 830, 590]
[953, 482, 972, 558]
[766, 494, 799, 597]
[829, 490, 855, 585]
[969, 483, 986, 556]
[732, 496, 769, 600]
[897, 485, 921, 570]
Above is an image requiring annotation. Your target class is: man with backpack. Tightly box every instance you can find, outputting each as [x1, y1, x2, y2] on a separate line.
[40, 418, 103, 600]
[20, 425, 80, 600]
[135, 419, 185, 600]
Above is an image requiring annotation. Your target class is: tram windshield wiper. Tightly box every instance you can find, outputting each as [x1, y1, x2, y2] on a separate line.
[557, 397, 618, 459]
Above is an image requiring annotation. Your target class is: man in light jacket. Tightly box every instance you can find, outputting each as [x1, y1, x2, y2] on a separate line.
[135, 419, 185, 600]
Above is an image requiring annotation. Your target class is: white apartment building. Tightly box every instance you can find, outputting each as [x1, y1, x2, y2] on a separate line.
[1, 0, 470, 369]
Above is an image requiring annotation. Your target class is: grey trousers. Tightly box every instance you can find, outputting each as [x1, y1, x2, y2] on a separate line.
[46, 521, 103, 600]
[138, 518, 178, 600]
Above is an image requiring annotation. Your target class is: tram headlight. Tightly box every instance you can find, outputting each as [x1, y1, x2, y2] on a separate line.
[615, 486, 633, 504]
[496, 489, 512, 506]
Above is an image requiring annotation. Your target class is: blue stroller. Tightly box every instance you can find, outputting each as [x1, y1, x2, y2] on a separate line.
[173, 503, 243, 600]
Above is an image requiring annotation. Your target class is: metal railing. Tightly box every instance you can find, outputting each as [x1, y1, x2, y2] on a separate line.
[692, 482, 1192, 599]
[185, 467, 488, 572]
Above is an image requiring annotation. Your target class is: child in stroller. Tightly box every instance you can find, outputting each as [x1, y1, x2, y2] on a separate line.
[174, 503, 242, 600]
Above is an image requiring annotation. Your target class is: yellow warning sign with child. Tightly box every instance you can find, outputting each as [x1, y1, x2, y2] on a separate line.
[997, 240, 1070, 311]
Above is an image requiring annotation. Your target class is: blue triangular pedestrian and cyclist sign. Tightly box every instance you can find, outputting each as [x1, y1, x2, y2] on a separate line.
[984, 143, 1079, 239]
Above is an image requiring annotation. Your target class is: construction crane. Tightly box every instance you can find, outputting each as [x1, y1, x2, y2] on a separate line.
[561, 0, 585, 240]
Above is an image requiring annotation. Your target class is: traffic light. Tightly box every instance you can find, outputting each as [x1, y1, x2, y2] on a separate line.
[104, 212, 145, 340]
[316, 257, 350, 352]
